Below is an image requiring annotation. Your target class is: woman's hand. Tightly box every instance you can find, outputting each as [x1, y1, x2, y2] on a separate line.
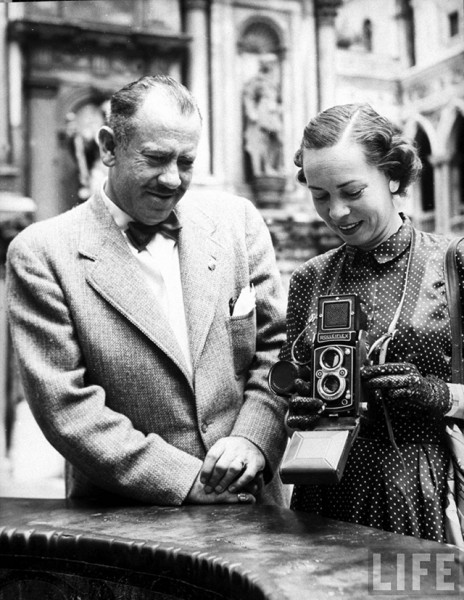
[285, 378, 325, 430]
[361, 362, 452, 416]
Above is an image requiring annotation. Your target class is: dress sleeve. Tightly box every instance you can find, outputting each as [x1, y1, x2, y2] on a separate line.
[279, 264, 316, 362]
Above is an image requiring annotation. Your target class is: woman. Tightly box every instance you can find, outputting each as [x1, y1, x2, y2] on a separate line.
[281, 103, 464, 542]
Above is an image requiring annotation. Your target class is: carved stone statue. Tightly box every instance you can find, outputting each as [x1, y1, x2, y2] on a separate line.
[65, 102, 108, 202]
[243, 55, 283, 177]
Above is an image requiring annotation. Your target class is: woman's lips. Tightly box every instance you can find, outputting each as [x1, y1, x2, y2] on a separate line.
[337, 221, 362, 235]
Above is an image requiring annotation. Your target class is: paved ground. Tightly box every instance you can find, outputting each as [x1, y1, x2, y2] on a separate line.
[1, 400, 65, 499]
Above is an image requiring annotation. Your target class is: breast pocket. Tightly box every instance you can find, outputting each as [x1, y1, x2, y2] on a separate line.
[227, 308, 257, 376]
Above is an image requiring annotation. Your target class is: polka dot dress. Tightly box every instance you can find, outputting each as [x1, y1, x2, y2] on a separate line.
[282, 218, 463, 542]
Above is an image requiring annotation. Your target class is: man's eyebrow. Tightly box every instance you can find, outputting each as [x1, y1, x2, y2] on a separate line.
[141, 149, 172, 159]
[141, 147, 168, 154]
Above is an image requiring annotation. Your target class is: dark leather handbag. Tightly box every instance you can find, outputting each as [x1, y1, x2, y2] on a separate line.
[443, 237, 464, 548]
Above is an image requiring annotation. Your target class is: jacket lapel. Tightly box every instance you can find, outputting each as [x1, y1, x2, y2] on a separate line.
[78, 194, 193, 386]
[177, 201, 223, 370]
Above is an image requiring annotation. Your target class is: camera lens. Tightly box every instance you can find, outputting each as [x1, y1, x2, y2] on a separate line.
[317, 373, 346, 401]
[268, 360, 299, 396]
[319, 347, 343, 370]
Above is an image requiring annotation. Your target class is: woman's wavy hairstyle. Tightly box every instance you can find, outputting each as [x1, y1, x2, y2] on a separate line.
[294, 103, 422, 196]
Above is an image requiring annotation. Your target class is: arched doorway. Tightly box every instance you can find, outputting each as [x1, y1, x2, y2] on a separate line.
[414, 126, 435, 232]
[449, 112, 464, 231]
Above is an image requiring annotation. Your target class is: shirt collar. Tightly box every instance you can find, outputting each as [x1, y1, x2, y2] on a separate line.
[100, 179, 132, 230]
[346, 215, 412, 265]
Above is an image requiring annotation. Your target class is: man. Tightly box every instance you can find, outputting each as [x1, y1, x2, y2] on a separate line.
[7, 75, 288, 505]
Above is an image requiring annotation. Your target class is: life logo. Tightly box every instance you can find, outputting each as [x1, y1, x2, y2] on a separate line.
[368, 549, 464, 596]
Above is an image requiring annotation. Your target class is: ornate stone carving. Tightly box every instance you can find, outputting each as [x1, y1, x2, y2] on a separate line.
[63, 102, 108, 203]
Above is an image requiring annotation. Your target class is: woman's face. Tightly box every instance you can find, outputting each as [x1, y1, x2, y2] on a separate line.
[302, 139, 402, 250]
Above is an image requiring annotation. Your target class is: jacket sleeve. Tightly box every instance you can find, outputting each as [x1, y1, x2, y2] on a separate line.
[6, 233, 202, 505]
[229, 201, 289, 478]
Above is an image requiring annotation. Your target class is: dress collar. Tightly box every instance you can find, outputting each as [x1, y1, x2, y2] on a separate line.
[345, 215, 412, 265]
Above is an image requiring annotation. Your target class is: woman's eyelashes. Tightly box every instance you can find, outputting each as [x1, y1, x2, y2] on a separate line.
[312, 192, 329, 201]
[343, 187, 365, 199]
[311, 187, 365, 201]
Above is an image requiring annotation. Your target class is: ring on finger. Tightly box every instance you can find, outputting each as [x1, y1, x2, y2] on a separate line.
[237, 458, 247, 470]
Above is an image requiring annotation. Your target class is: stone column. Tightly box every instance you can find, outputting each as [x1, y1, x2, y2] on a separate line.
[183, 0, 211, 179]
[0, 3, 11, 173]
[0, 4, 36, 470]
[0, 4, 8, 162]
[0, 3, 12, 466]
[301, 0, 319, 118]
[315, 0, 342, 111]
[395, 0, 415, 68]
[209, 0, 236, 188]
[430, 155, 452, 234]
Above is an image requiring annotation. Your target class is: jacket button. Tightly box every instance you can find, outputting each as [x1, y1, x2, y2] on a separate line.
[201, 422, 208, 433]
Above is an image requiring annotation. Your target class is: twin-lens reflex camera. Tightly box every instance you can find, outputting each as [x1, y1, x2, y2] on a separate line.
[269, 294, 370, 485]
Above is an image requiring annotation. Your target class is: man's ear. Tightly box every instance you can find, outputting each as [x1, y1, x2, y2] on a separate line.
[97, 126, 117, 167]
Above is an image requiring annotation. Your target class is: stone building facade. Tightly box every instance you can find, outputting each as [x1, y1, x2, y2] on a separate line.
[0, 0, 462, 473]
[335, 0, 464, 236]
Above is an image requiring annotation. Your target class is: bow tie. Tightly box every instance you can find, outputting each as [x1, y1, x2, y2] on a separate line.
[125, 213, 182, 252]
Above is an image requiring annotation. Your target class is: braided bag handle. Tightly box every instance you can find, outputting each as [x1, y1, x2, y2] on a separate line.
[444, 237, 464, 384]
[443, 237, 464, 550]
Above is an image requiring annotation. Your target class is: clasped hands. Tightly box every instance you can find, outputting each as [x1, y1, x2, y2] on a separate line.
[287, 362, 452, 431]
[186, 436, 265, 505]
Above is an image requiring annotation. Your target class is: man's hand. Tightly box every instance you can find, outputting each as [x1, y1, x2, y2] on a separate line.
[185, 471, 256, 504]
[361, 362, 452, 417]
[199, 436, 265, 495]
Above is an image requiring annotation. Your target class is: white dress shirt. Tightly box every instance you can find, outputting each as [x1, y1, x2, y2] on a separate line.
[100, 185, 193, 375]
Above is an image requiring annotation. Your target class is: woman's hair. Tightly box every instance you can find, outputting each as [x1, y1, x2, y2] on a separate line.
[108, 75, 202, 147]
[294, 103, 422, 195]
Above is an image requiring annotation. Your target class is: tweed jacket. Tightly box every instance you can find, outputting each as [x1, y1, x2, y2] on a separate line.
[7, 189, 288, 506]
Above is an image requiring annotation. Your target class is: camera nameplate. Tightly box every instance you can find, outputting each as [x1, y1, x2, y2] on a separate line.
[318, 331, 353, 343]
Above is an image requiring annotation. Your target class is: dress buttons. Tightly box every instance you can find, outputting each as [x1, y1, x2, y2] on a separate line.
[201, 422, 208, 433]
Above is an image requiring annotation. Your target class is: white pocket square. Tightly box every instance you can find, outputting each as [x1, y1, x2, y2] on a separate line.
[232, 284, 256, 317]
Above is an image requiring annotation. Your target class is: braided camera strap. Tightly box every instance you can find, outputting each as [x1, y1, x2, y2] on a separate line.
[364, 229, 416, 474]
